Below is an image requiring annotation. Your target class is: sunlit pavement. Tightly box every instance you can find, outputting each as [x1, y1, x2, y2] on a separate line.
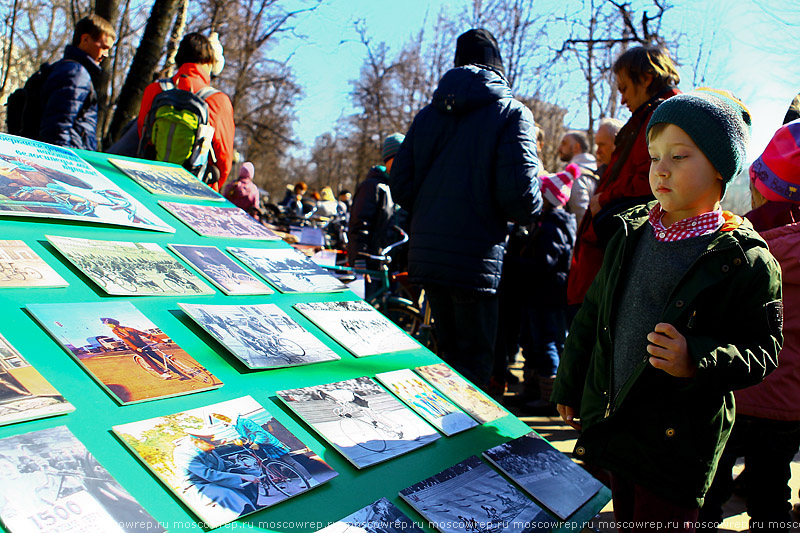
[501, 360, 800, 533]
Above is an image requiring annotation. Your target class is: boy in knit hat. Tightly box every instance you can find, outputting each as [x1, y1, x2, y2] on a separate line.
[552, 90, 783, 529]
[700, 119, 800, 531]
[514, 164, 579, 413]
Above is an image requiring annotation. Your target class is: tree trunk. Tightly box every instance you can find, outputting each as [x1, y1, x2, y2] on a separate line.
[92, 0, 120, 149]
[161, 0, 187, 76]
[104, 0, 180, 146]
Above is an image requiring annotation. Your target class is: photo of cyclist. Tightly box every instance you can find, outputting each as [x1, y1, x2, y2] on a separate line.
[210, 412, 316, 484]
[100, 317, 170, 378]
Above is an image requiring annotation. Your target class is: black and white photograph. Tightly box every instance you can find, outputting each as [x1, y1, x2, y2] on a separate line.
[159, 201, 280, 240]
[483, 432, 604, 520]
[179, 303, 340, 369]
[168, 244, 273, 295]
[0, 425, 163, 533]
[46, 235, 214, 296]
[277, 377, 439, 469]
[318, 497, 424, 533]
[399, 456, 552, 533]
[227, 246, 347, 293]
[0, 240, 67, 288]
[293, 301, 420, 357]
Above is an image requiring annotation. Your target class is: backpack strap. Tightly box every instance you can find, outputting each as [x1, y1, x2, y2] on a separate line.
[195, 86, 220, 101]
[157, 79, 175, 92]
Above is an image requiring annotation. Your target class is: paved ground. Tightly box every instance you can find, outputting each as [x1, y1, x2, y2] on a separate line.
[500, 361, 800, 532]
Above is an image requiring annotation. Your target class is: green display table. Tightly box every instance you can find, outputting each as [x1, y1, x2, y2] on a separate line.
[0, 150, 609, 532]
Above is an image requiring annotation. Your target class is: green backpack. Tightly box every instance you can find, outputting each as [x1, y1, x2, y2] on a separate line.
[138, 79, 220, 182]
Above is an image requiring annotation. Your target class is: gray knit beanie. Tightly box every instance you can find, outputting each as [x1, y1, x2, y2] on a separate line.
[647, 88, 752, 188]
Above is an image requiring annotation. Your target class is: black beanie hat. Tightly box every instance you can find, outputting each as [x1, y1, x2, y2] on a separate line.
[647, 88, 751, 188]
[454, 28, 504, 75]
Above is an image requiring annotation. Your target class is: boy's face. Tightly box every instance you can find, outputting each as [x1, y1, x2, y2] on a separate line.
[648, 124, 723, 226]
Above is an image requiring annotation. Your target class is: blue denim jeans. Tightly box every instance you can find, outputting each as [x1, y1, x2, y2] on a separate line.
[520, 306, 567, 377]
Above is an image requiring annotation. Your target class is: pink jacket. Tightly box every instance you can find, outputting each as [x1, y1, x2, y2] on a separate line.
[735, 219, 800, 420]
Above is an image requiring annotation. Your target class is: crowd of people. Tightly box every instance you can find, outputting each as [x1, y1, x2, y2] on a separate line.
[13, 13, 800, 532]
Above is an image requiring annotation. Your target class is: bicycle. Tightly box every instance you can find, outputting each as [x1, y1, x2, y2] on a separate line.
[225, 443, 310, 498]
[133, 344, 214, 383]
[321, 227, 438, 353]
[237, 331, 306, 364]
[325, 393, 413, 453]
[0, 261, 43, 282]
[161, 271, 200, 293]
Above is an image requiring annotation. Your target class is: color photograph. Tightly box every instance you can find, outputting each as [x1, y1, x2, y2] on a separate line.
[27, 301, 222, 404]
[109, 157, 224, 201]
[415, 364, 507, 424]
[294, 301, 419, 357]
[0, 134, 173, 232]
[0, 426, 163, 533]
[0, 240, 67, 288]
[399, 456, 552, 533]
[47, 234, 214, 296]
[228, 246, 347, 293]
[179, 302, 340, 369]
[376, 369, 477, 436]
[277, 377, 439, 469]
[0, 332, 74, 427]
[483, 432, 604, 520]
[159, 201, 280, 240]
[168, 244, 272, 295]
[113, 395, 337, 529]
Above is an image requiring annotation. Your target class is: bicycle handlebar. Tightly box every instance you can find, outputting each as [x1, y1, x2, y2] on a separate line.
[356, 226, 409, 263]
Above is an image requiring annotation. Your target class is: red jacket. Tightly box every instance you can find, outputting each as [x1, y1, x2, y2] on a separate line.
[137, 63, 235, 192]
[736, 203, 800, 420]
[567, 87, 680, 305]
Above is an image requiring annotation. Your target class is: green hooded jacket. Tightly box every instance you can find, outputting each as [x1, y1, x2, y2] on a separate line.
[552, 202, 783, 507]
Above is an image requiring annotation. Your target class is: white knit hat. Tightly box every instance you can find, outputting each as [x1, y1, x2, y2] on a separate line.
[208, 32, 225, 76]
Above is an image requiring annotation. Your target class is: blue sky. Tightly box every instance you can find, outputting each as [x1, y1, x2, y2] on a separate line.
[271, 0, 799, 164]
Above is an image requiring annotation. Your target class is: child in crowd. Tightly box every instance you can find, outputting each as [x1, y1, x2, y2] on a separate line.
[516, 164, 579, 413]
[552, 89, 784, 530]
[700, 119, 800, 531]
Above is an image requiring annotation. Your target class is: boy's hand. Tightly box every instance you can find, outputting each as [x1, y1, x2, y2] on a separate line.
[646, 322, 697, 378]
[557, 404, 582, 431]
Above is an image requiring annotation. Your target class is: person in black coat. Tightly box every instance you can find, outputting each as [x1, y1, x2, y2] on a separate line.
[39, 15, 115, 150]
[390, 28, 542, 388]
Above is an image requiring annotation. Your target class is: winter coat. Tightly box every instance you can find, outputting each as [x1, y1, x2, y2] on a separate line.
[512, 207, 576, 304]
[567, 87, 681, 305]
[736, 202, 800, 421]
[348, 165, 396, 264]
[552, 202, 783, 507]
[39, 45, 101, 150]
[390, 65, 541, 292]
[223, 176, 259, 212]
[137, 63, 235, 191]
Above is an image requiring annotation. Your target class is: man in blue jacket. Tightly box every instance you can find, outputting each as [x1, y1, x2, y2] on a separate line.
[39, 14, 115, 150]
[390, 28, 542, 389]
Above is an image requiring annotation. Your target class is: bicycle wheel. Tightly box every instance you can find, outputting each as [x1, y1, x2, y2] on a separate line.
[274, 337, 306, 362]
[133, 355, 163, 378]
[167, 353, 214, 384]
[162, 277, 186, 293]
[264, 460, 310, 497]
[112, 275, 138, 293]
[339, 416, 387, 452]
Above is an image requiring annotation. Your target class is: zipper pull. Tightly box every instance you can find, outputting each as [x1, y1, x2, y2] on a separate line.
[604, 400, 611, 418]
[687, 310, 697, 329]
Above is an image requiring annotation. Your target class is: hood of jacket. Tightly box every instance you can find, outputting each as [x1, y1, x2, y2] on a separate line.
[431, 65, 511, 115]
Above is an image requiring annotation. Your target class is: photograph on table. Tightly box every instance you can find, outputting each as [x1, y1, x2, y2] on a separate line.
[0, 240, 67, 288]
[179, 302, 339, 369]
[376, 369, 477, 436]
[113, 395, 337, 529]
[27, 300, 222, 404]
[293, 300, 419, 357]
[317, 497, 423, 533]
[167, 244, 272, 296]
[0, 425, 164, 533]
[0, 332, 73, 427]
[399, 455, 553, 533]
[46, 235, 214, 296]
[159, 201, 280, 240]
[414, 363, 507, 424]
[227, 246, 347, 293]
[277, 376, 439, 469]
[109, 158, 224, 201]
[483, 431, 604, 520]
[0, 134, 173, 232]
